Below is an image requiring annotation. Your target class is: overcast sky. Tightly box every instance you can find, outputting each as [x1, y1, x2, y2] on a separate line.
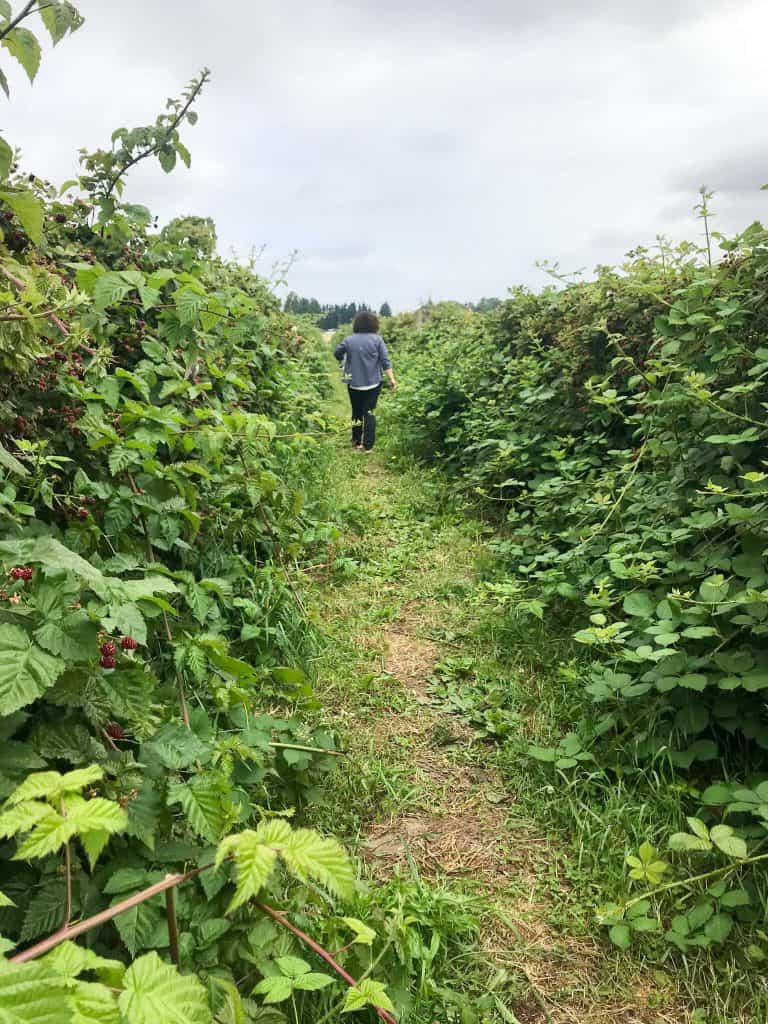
[5, 0, 768, 309]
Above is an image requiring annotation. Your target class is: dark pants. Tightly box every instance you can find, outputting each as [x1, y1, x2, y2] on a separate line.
[348, 385, 381, 449]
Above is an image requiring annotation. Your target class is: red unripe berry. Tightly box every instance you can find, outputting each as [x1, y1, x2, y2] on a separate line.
[106, 722, 125, 740]
[120, 636, 138, 651]
[78, 507, 89, 519]
[100, 655, 117, 669]
[100, 641, 116, 657]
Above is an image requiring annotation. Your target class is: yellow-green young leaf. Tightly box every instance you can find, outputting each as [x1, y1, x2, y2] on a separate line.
[0, 960, 72, 1024]
[342, 979, 396, 1015]
[279, 828, 355, 901]
[0, 800, 54, 838]
[57, 766, 104, 795]
[42, 941, 125, 985]
[118, 951, 210, 1024]
[342, 917, 376, 946]
[1, 27, 41, 83]
[79, 830, 111, 871]
[0, 890, 13, 908]
[223, 834, 278, 912]
[69, 980, 120, 1024]
[7, 772, 63, 806]
[710, 825, 748, 859]
[168, 777, 228, 845]
[0, 627, 64, 716]
[67, 798, 127, 836]
[13, 812, 77, 860]
[252, 976, 293, 1004]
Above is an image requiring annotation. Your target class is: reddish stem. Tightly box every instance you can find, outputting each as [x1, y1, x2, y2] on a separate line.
[257, 903, 398, 1024]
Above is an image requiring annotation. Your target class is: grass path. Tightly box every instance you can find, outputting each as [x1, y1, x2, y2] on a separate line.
[304, 371, 683, 1023]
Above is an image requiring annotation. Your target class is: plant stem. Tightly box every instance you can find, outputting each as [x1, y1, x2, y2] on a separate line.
[623, 851, 768, 911]
[0, 266, 69, 335]
[103, 71, 210, 199]
[11, 862, 214, 963]
[268, 742, 345, 757]
[256, 903, 398, 1024]
[165, 885, 180, 967]
[0, 0, 36, 42]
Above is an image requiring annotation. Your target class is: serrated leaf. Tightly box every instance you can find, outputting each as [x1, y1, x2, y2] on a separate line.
[279, 828, 354, 900]
[294, 972, 333, 992]
[0, 800, 53, 838]
[0, 190, 44, 244]
[252, 976, 293, 1004]
[39, 3, 84, 45]
[710, 825, 747, 859]
[669, 832, 712, 853]
[168, 776, 228, 844]
[1, 27, 41, 83]
[67, 797, 127, 835]
[342, 916, 376, 946]
[112, 902, 163, 958]
[0, 440, 28, 476]
[43, 941, 125, 985]
[70, 980, 120, 1024]
[342, 979, 396, 1015]
[218, 832, 277, 912]
[0, 961, 71, 1024]
[13, 811, 76, 860]
[118, 951, 210, 1024]
[274, 957, 309, 979]
[686, 817, 710, 841]
[20, 885, 66, 942]
[0, 626, 64, 715]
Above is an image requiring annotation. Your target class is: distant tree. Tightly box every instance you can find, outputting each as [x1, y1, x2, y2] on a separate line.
[161, 215, 217, 257]
[472, 296, 502, 313]
[379, 301, 392, 318]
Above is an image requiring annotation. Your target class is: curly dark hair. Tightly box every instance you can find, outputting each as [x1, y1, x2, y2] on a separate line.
[353, 311, 380, 334]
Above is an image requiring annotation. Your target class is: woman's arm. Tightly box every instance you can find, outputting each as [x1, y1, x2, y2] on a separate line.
[333, 338, 347, 362]
[378, 338, 396, 389]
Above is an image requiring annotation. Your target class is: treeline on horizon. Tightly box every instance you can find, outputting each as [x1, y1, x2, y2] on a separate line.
[282, 292, 503, 328]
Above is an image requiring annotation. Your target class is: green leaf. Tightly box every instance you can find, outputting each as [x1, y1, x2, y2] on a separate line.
[669, 832, 712, 853]
[279, 827, 355, 900]
[341, 916, 376, 946]
[274, 957, 309, 979]
[93, 272, 133, 310]
[704, 912, 733, 943]
[118, 952, 210, 1024]
[168, 776, 228, 844]
[13, 811, 77, 860]
[70, 980, 120, 1024]
[1, 27, 41, 83]
[145, 724, 210, 769]
[217, 832, 278, 913]
[67, 797, 127, 835]
[0, 190, 44, 244]
[0, 137, 10, 182]
[39, 2, 84, 45]
[0, 440, 27, 476]
[252, 976, 293, 1004]
[43, 941, 125, 985]
[0, 961, 71, 1024]
[294, 973, 334, 992]
[622, 591, 654, 617]
[710, 825, 747, 859]
[342, 979, 396, 1015]
[0, 626, 64, 715]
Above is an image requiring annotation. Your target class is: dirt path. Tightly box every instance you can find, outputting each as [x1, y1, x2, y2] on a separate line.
[308, 377, 682, 1023]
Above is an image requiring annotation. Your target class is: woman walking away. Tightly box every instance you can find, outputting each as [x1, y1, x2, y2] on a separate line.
[334, 311, 397, 452]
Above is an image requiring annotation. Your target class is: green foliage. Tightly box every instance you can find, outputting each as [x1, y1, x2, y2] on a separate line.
[386, 220, 768, 969]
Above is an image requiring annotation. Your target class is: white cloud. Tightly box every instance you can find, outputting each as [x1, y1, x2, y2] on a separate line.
[3, 0, 768, 309]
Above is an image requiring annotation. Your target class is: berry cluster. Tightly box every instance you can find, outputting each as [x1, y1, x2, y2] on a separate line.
[100, 640, 117, 669]
[9, 566, 33, 581]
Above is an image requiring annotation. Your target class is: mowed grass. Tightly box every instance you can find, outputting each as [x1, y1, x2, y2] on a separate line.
[291, 359, 754, 1023]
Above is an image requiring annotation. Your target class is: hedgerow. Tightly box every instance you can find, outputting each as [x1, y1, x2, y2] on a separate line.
[0, 5, 404, 1023]
[386, 218, 768, 967]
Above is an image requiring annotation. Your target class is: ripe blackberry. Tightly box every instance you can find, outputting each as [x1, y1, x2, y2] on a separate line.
[106, 722, 125, 740]
[100, 641, 117, 657]
[100, 655, 117, 669]
[120, 636, 138, 651]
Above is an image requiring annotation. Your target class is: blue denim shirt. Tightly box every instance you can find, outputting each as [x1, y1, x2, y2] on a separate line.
[334, 333, 391, 388]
